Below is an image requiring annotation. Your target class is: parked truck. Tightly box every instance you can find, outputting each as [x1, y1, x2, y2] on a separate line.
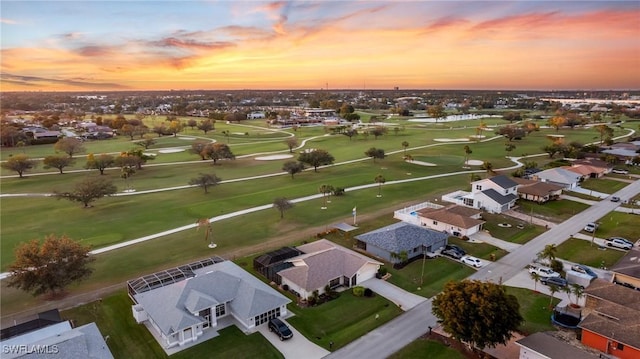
[566, 270, 594, 288]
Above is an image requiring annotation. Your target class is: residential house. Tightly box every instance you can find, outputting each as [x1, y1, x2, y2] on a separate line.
[0, 310, 113, 359]
[278, 239, 382, 300]
[531, 167, 582, 189]
[129, 259, 290, 352]
[253, 247, 303, 284]
[609, 247, 640, 290]
[416, 205, 485, 237]
[564, 164, 608, 180]
[601, 141, 640, 164]
[512, 177, 564, 203]
[515, 331, 598, 359]
[578, 279, 640, 359]
[441, 175, 519, 213]
[355, 222, 448, 264]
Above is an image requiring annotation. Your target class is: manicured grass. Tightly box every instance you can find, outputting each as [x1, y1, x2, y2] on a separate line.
[287, 290, 403, 351]
[591, 211, 640, 241]
[482, 213, 546, 244]
[555, 238, 626, 269]
[61, 290, 283, 359]
[516, 200, 589, 222]
[505, 286, 559, 335]
[388, 338, 466, 359]
[386, 257, 476, 298]
[447, 237, 509, 261]
[579, 178, 629, 194]
[563, 190, 601, 201]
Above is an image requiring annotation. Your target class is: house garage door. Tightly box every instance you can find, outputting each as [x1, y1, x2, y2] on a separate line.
[254, 307, 281, 326]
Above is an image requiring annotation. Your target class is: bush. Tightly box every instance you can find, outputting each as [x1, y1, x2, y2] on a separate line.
[364, 288, 373, 297]
[352, 286, 365, 297]
[282, 284, 289, 291]
[461, 236, 469, 241]
[376, 267, 388, 279]
[333, 187, 345, 196]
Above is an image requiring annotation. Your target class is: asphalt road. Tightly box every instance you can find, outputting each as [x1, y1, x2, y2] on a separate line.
[326, 179, 640, 359]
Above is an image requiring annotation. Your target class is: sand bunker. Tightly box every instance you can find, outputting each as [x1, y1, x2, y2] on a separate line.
[178, 137, 196, 140]
[434, 138, 470, 142]
[465, 160, 484, 166]
[255, 154, 294, 161]
[468, 135, 486, 140]
[158, 148, 185, 154]
[406, 160, 437, 166]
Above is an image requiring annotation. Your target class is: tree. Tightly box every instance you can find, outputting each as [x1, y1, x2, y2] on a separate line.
[463, 145, 472, 166]
[402, 141, 409, 156]
[85, 153, 114, 175]
[594, 124, 613, 144]
[432, 280, 523, 350]
[548, 284, 559, 309]
[55, 176, 117, 207]
[481, 161, 494, 177]
[536, 244, 557, 265]
[548, 116, 566, 132]
[189, 173, 221, 194]
[427, 105, 446, 123]
[167, 120, 184, 136]
[370, 126, 387, 139]
[282, 161, 305, 179]
[120, 124, 136, 140]
[285, 137, 298, 153]
[7, 234, 94, 297]
[570, 284, 584, 306]
[318, 184, 332, 208]
[542, 143, 562, 158]
[54, 137, 85, 158]
[1, 154, 36, 178]
[202, 142, 235, 165]
[273, 197, 293, 219]
[505, 143, 516, 153]
[530, 272, 541, 292]
[365, 147, 385, 163]
[344, 129, 358, 141]
[298, 149, 334, 172]
[197, 119, 214, 134]
[187, 119, 198, 129]
[374, 174, 386, 197]
[136, 134, 156, 149]
[43, 155, 74, 174]
[191, 140, 210, 160]
[496, 126, 524, 141]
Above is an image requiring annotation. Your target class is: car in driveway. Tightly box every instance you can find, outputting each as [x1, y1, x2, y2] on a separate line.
[611, 168, 629, 174]
[461, 255, 482, 268]
[541, 276, 568, 288]
[528, 264, 561, 278]
[606, 237, 633, 250]
[584, 222, 598, 233]
[268, 318, 293, 341]
[442, 245, 466, 259]
[570, 264, 598, 278]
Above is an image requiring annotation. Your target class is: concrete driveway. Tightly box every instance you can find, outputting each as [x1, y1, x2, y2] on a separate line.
[257, 318, 329, 359]
[360, 278, 426, 311]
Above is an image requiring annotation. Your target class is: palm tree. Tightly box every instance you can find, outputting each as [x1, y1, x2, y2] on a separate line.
[530, 272, 541, 292]
[537, 244, 557, 265]
[196, 218, 216, 248]
[463, 145, 472, 167]
[374, 174, 386, 197]
[570, 284, 584, 306]
[318, 184, 331, 209]
[402, 141, 409, 156]
[481, 161, 494, 178]
[548, 284, 559, 309]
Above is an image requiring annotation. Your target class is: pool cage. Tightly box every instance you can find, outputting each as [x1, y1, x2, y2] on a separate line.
[127, 256, 225, 301]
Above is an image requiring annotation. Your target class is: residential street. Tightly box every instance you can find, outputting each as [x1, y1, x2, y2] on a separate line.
[326, 179, 640, 359]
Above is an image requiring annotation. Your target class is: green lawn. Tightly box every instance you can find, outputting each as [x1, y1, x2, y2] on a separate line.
[506, 287, 559, 335]
[555, 238, 626, 269]
[388, 338, 466, 359]
[579, 178, 629, 194]
[287, 290, 403, 351]
[386, 257, 476, 298]
[482, 213, 546, 244]
[591, 211, 640, 240]
[516, 200, 590, 223]
[61, 290, 283, 359]
[447, 237, 509, 261]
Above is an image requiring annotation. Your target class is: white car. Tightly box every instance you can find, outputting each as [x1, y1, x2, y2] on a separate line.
[584, 222, 598, 233]
[611, 168, 629, 174]
[606, 237, 633, 250]
[461, 255, 482, 268]
[528, 264, 561, 278]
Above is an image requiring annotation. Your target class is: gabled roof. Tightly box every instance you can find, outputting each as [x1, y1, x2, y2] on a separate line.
[609, 247, 640, 279]
[534, 167, 582, 184]
[278, 239, 382, 292]
[355, 222, 449, 254]
[512, 177, 564, 196]
[487, 175, 518, 189]
[134, 261, 290, 335]
[480, 188, 518, 205]
[417, 205, 484, 229]
[515, 332, 598, 359]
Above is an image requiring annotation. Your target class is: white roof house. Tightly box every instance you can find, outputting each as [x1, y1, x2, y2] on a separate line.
[532, 168, 582, 188]
[130, 260, 290, 354]
[441, 175, 519, 213]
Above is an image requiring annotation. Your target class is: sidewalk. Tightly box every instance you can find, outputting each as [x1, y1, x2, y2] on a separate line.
[359, 278, 426, 311]
[468, 231, 522, 252]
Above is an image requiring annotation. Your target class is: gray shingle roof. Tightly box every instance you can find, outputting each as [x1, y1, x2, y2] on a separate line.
[354, 222, 448, 253]
[134, 261, 290, 335]
[481, 188, 518, 205]
[515, 332, 598, 359]
[488, 175, 518, 189]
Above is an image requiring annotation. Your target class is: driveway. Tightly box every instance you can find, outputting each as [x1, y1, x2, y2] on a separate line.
[257, 318, 329, 359]
[360, 278, 426, 311]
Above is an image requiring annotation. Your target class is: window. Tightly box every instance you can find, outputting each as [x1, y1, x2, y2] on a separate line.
[215, 304, 226, 317]
[432, 220, 438, 225]
[475, 185, 482, 190]
[254, 307, 281, 326]
[616, 343, 624, 350]
[329, 277, 340, 288]
[199, 308, 212, 328]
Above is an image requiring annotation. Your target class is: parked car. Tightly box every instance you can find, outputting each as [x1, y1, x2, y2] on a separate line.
[611, 196, 621, 202]
[461, 255, 482, 268]
[442, 245, 466, 259]
[611, 168, 629, 174]
[606, 237, 633, 250]
[584, 222, 598, 233]
[268, 318, 293, 341]
[528, 264, 561, 278]
[541, 276, 568, 288]
[570, 264, 598, 278]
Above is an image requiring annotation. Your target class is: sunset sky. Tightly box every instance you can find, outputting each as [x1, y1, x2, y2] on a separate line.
[1, 1, 639, 91]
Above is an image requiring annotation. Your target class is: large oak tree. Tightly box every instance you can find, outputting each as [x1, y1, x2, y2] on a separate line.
[55, 176, 117, 207]
[54, 137, 85, 158]
[1, 154, 36, 178]
[432, 280, 523, 350]
[298, 149, 334, 172]
[7, 234, 95, 297]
